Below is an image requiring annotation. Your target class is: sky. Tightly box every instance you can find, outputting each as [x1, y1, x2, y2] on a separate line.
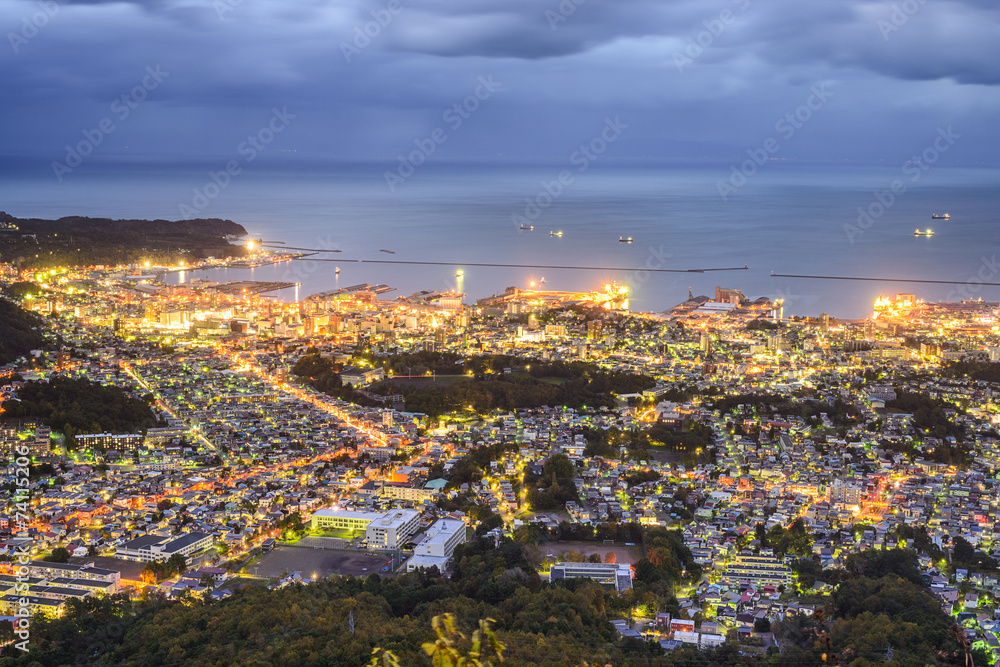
[2, 0, 999, 166]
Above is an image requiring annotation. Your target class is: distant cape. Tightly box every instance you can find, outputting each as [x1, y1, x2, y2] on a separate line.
[0, 211, 247, 238]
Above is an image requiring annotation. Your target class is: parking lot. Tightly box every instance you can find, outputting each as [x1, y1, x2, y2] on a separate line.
[252, 545, 392, 579]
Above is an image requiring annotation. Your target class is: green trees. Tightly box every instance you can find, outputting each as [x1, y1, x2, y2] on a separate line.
[524, 454, 580, 510]
[2, 535, 974, 667]
[0, 213, 247, 269]
[886, 390, 965, 440]
[828, 575, 959, 664]
[843, 547, 922, 584]
[0, 297, 45, 365]
[278, 511, 306, 539]
[292, 353, 345, 396]
[141, 554, 189, 583]
[369, 357, 656, 417]
[760, 519, 814, 557]
[951, 536, 998, 574]
[623, 470, 660, 487]
[771, 553, 966, 666]
[418, 614, 506, 667]
[644, 527, 702, 583]
[43, 547, 70, 563]
[4, 377, 159, 443]
[945, 359, 1000, 383]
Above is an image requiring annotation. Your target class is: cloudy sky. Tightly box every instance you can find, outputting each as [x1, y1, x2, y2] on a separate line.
[2, 0, 999, 165]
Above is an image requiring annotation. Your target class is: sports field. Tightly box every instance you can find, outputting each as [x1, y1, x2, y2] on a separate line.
[252, 545, 392, 579]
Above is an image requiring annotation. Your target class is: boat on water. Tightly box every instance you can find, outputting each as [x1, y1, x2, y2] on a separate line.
[914, 229, 935, 236]
[549, 230, 563, 237]
[619, 236, 633, 243]
[335, 267, 341, 274]
[520, 224, 534, 230]
[379, 249, 396, 254]
[456, 270, 464, 277]
[931, 213, 950, 219]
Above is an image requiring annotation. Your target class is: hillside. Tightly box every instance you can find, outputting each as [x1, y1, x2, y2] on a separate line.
[0, 212, 247, 269]
[0, 541, 977, 667]
[0, 296, 45, 365]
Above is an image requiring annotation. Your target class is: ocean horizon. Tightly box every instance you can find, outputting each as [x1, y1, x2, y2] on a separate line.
[2, 157, 998, 319]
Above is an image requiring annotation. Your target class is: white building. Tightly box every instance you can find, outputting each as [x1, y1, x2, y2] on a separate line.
[116, 532, 214, 564]
[407, 519, 466, 572]
[365, 509, 421, 549]
[549, 562, 633, 592]
[828, 481, 862, 506]
[310, 509, 383, 533]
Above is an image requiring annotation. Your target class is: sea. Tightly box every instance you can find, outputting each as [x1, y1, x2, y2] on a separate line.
[1, 156, 998, 319]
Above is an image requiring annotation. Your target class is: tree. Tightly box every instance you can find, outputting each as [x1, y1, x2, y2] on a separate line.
[420, 613, 506, 667]
[167, 553, 187, 576]
[604, 552, 617, 564]
[44, 547, 71, 563]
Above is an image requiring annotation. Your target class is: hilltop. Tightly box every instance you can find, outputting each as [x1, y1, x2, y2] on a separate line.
[0, 212, 247, 269]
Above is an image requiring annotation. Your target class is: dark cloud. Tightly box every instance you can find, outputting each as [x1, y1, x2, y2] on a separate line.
[0, 0, 997, 163]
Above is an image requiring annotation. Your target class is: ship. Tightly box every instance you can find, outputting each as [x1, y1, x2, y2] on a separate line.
[455, 270, 464, 277]
[619, 236, 633, 243]
[335, 267, 341, 274]
[379, 249, 396, 254]
[549, 230, 563, 237]
[914, 229, 935, 236]
[520, 224, 534, 230]
[931, 213, 950, 219]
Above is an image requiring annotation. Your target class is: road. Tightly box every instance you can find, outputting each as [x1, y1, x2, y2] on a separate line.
[119, 360, 229, 464]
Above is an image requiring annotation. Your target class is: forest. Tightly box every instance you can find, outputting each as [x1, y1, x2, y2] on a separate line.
[0, 296, 44, 365]
[2, 377, 160, 445]
[522, 453, 581, 510]
[944, 359, 1000, 383]
[0, 537, 691, 667]
[709, 393, 861, 430]
[372, 364, 654, 417]
[291, 353, 383, 407]
[885, 390, 966, 440]
[295, 351, 659, 417]
[581, 422, 715, 463]
[0, 212, 247, 269]
[0, 541, 974, 667]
